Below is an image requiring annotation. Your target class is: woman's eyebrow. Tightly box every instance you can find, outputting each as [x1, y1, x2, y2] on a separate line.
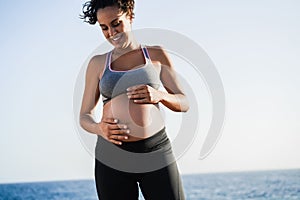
[99, 18, 120, 26]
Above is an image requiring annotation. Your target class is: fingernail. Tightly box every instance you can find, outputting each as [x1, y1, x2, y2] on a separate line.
[119, 142, 122, 145]
[114, 119, 118, 123]
[125, 136, 128, 139]
[126, 130, 130, 133]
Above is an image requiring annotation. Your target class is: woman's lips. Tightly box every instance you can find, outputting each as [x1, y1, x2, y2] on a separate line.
[110, 34, 122, 43]
[112, 35, 121, 41]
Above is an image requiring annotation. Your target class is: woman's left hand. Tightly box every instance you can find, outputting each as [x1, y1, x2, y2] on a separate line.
[126, 84, 163, 104]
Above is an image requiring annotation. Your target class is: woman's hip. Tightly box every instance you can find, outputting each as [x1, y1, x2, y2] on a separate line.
[95, 127, 176, 173]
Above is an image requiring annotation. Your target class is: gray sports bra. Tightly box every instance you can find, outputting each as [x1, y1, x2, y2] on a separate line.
[99, 45, 161, 105]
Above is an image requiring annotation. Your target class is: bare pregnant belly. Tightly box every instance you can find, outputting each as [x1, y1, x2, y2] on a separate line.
[102, 94, 165, 141]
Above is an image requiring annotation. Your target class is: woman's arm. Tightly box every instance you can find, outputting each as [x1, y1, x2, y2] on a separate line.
[157, 46, 189, 112]
[79, 55, 129, 145]
[127, 46, 189, 112]
[79, 56, 102, 134]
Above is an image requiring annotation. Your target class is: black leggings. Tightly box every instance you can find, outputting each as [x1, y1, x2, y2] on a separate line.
[94, 128, 185, 200]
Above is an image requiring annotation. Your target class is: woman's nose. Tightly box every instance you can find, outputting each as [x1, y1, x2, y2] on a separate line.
[108, 27, 117, 37]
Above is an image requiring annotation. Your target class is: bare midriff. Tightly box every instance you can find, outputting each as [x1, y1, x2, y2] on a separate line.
[102, 93, 165, 141]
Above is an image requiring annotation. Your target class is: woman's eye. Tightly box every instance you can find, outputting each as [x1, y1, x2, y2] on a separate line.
[112, 21, 121, 27]
[100, 26, 108, 30]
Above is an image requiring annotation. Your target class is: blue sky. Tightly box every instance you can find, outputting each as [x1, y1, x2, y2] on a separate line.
[0, 0, 299, 183]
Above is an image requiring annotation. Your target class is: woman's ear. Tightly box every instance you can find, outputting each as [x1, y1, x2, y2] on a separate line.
[127, 14, 133, 24]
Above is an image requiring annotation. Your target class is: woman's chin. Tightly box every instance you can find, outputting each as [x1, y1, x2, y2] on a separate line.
[110, 42, 124, 49]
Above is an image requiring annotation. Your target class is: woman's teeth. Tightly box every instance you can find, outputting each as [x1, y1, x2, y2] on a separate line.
[112, 36, 121, 41]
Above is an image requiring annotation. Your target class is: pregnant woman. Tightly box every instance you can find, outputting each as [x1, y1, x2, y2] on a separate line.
[80, 0, 189, 199]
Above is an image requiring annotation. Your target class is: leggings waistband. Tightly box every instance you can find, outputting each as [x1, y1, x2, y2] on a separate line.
[117, 127, 171, 153]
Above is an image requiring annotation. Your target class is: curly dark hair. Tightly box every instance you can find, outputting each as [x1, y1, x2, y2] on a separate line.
[81, 0, 135, 25]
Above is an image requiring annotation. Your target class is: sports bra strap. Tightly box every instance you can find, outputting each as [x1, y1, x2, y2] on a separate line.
[141, 45, 151, 62]
[104, 51, 112, 69]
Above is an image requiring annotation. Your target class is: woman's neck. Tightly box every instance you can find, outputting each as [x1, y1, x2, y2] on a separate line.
[113, 40, 141, 56]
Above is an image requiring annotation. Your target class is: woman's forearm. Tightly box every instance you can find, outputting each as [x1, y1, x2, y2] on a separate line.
[79, 114, 100, 135]
[159, 91, 189, 112]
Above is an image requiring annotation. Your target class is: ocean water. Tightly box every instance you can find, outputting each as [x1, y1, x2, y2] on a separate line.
[0, 169, 299, 200]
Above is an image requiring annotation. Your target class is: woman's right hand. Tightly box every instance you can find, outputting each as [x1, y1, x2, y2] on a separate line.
[97, 118, 130, 145]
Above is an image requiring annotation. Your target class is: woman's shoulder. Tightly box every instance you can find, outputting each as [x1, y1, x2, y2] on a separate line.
[144, 45, 165, 54]
[88, 53, 107, 69]
[86, 53, 109, 74]
[144, 45, 171, 66]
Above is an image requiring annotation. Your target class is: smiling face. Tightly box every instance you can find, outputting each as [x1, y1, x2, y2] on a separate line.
[97, 6, 133, 49]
